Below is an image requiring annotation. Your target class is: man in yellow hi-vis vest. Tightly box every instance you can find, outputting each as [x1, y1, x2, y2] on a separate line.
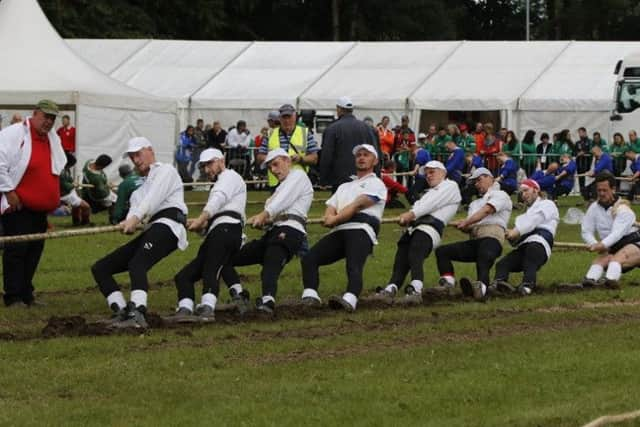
[257, 104, 319, 188]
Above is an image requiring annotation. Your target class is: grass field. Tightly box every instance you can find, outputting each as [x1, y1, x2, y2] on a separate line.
[1, 191, 640, 426]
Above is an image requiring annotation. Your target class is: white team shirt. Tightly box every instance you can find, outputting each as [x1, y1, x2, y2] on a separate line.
[514, 197, 559, 258]
[128, 162, 189, 250]
[326, 173, 387, 244]
[225, 128, 250, 148]
[409, 179, 461, 247]
[581, 199, 638, 248]
[265, 169, 313, 234]
[468, 182, 512, 229]
[203, 168, 247, 233]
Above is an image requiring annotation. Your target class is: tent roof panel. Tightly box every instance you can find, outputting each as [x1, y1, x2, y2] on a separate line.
[66, 39, 150, 74]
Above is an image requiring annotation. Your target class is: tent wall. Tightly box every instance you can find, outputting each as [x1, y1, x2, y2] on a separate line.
[66, 39, 151, 74]
[513, 111, 612, 141]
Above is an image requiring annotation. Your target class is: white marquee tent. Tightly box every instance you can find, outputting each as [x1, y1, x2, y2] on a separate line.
[0, 0, 177, 179]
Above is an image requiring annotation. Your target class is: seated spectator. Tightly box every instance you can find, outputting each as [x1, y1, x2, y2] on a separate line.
[408, 140, 432, 204]
[81, 154, 116, 214]
[530, 162, 559, 194]
[225, 120, 251, 177]
[206, 120, 227, 150]
[495, 152, 518, 195]
[444, 139, 465, 185]
[554, 153, 576, 200]
[382, 159, 409, 208]
[110, 164, 144, 224]
[582, 145, 613, 201]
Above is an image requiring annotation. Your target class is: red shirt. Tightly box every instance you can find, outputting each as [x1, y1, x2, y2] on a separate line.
[15, 125, 60, 212]
[57, 125, 76, 152]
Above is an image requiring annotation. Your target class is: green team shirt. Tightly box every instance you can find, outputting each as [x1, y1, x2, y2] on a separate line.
[520, 141, 537, 168]
[503, 142, 522, 168]
[629, 139, 640, 153]
[460, 134, 476, 153]
[59, 168, 75, 196]
[82, 160, 110, 201]
[110, 173, 144, 224]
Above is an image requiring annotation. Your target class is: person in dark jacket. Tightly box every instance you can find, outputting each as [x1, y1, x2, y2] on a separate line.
[319, 97, 381, 192]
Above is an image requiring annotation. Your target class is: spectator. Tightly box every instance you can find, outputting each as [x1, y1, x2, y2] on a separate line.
[417, 132, 428, 149]
[536, 132, 553, 170]
[460, 152, 483, 207]
[520, 130, 537, 177]
[609, 132, 629, 177]
[630, 130, 640, 153]
[498, 127, 508, 141]
[583, 145, 613, 201]
[472, 122, 485, 151]
[10, 113, 23, 125]
[433, 127, 451, 162]
[459, 123, 476, 153]
[502, 130, 522, 169]
[226, 120, 251, 177]
[495, 151, 518, 194]
[56, 114, 76, 154]
[554, 153, 576, 200]
[191, 118, 208, 179]
[59, 152, 91, 226]
[377, 115, 395, 157]
[206, 120, 227, 151]
[530, 162, 558, 194]
[176, 125, 195, 182]
[407, 140, 431, 203]
[477, 122, 501, 173]
[110, 163, 144, 225]
[447, 123, 461, 145]
[623, 148, 640, 201]
[381, 159, 409, 208]
[254, 126, 269, 149]
[444, 139, 465, 185]
[574, 127, 592, 194]
[392, 115, 416, 184]
[592, 131, 608, 150]
[551, 129, 573, 164]
[424, 123, 437, 147]
[81, 154, 116, 213]
[363, 116, 381, 163]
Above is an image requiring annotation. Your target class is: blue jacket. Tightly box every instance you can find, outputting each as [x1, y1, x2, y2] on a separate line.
[594, 153, 613, 174]
[499, 158, 518, 189]
[557, 160, 576, 189]
[631, 155, 640, 174]
[530, 170, 555, 193]
[415, 148, 431, 177]
[445, 147, 465, 183]
[471, 154, 483, 169]
[176, 131, 195, 163]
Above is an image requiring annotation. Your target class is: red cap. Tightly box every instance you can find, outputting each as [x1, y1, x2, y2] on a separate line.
[459, 123, 468, 131]
[520, 178, 540, 191]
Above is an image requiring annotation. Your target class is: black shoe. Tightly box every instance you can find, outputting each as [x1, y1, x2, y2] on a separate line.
[301, 296, 322, 308]
[581, 277, 599, 288]
[603, 279, 620, 289]
[327, 295, 355, 313]
[109, 302, 148, 329]
[166, 307, 199, 324]
[494, 280, 516, 294]
[230, 288, 251, 315]
[255, 298, 275, 314]
[195, 304, 216, 322]
[471, 281, 488, 302]
[460, 277, 474, 297]
[403, 285, 423, 304]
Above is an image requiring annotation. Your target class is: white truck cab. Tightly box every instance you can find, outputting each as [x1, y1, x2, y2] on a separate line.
[611, 52, 640, 124]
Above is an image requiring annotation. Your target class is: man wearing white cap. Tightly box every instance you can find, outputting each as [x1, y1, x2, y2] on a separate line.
[91, 137, 188, 328]
[221, 148, 313, 313]
[169, 148, 248, 322]
[320, 96, 381, 192]
[493, 178, 559, 296]
[301, 144, 386, 312]
[434, 167, 512, 301]
[376, 160, 461, 303]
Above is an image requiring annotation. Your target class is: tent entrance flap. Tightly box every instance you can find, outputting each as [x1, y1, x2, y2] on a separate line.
[419, 110, 501, 132]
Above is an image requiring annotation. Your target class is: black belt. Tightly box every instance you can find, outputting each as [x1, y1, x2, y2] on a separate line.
[208, 210, 244, 229]
[514, 227, 554, 248]
[273, 213, 307, 228]
[410, 214, 445, 236]
[346, 212, 381, 236]
[610, 230, 640, 253]
[149, 207, 187, 226]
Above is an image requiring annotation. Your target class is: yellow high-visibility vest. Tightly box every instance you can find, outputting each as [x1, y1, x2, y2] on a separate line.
[266, 125, 308, 187]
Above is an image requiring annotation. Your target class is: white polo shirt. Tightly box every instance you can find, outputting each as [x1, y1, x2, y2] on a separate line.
[326, 173, 387, 244]
[468, 182, 512, 229]
[581, 198, 638, 248]
[265, 169, 314, 234]
[203, 168, 247, 233]
[409, 178, 461, 247]
[514, 197, 559, 258]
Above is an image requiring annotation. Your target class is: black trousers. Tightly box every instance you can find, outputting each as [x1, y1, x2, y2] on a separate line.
[461, 182, 478, 206]
[408, 177, 427, 205]
[388, 230, 434, 286]
[499, 181, 517, 195]
[435, 237, 503, 285]
[92, 223, 178, 298]
[553, 185, 571, 200]
[221, 226, 304, 298]
[175, 223, 242, 301]
[1, 209, 48, 305]
[495, 242, 548, 285]
[301, 229, 372, 297]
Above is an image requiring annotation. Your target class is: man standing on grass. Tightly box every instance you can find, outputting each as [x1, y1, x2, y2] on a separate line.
[0, 100, 66, 307]
[375, 160, 461, 304]
[493, 179, 559, 296]
[168, 148, 248, 323]
[300, 144, 386, 313]
[91, 137, 188, 329]
[221, 148, 313, 314]
[433, 167, 512, 301]
[580, 172, 640, 289]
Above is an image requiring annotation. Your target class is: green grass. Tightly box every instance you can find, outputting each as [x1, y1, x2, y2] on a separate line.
[1, 192, 640, 426]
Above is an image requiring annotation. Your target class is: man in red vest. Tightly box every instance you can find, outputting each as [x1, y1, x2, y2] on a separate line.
[56, 114, 76, 154]
[0, 100, 66, 307]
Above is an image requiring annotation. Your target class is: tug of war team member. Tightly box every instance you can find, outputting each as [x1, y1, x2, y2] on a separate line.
[300, 144, 386, 313]
[493, 179, 559, 296]
[0, 100, 66, 307]
[82, 154, 117, 213]
[91, 137, 188, 328]
[376, 160, 461, 303]
[169, 148, 248, 322]
[434, 167, 513, 301]
[580, 172, 640, 289]
[221, 148, 313, 314]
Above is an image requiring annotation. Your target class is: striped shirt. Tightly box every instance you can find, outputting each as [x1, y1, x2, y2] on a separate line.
[258, 126, 319, 155]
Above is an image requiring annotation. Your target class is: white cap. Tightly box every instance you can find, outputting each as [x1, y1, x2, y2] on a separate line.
[123, 136, 152, 158]
[262, 148, 290, 169]
[418, 132, 427, 139]
[198, 148, 224, 165]
[352, 143, 378, 159]
[337, 96, 354, 109]
[425, 160, 446, 171]
[469, 167, 493, 180]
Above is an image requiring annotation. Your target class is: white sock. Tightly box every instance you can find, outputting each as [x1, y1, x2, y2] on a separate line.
[229, 284, 243, 295]
[342, 292, 358, 309]
[178, 298, 194, 312]
[384, 284, 398, 293]
[262, 295, 275, 304]
[586, 264, 604, 281]
[605, 262, 622, 281]
[302, 288, 321, 301]
[201, 293, 217, 309]
[106, 291, 126, 310]
[410, 280, 424, 293]
[130, 290, 148, 308]
[440, 275, 455, 286]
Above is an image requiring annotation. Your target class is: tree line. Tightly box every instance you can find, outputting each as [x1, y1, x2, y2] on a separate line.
[38, 0, 640, 41]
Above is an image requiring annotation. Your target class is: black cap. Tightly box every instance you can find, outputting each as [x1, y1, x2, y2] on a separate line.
[95, 154, 113, 169]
